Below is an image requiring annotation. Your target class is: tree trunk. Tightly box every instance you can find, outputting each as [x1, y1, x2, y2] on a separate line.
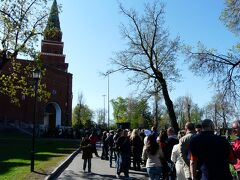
[0, 50, 7, 69]
[156, 72, 179, 133]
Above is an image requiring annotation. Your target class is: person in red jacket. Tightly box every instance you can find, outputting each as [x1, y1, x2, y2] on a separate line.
[232, 120, 240, 178]
[89, 132, 99, 157]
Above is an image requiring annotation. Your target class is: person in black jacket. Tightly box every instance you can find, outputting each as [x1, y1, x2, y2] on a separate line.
[130, 129, 143, 171]
[106, 130, 115, 167]
[115, 129, 131, 179]
[114, 129, 123, 174]
[190, 119, 236, 180]
[101, 131, 109, 160]
[80, 133, 93, 174]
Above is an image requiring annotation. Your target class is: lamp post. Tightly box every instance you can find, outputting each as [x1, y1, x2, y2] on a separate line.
[103, 94, 106, 126]
[187, 104, 191, 122]
[107, 73, 110, 129]
[31, 68, 41, 172]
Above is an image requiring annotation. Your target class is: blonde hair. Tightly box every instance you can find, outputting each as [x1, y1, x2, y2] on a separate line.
[130, 129, 139, 140]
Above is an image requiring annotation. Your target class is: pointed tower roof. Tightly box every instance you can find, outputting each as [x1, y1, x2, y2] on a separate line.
[44, 0, 62, 41]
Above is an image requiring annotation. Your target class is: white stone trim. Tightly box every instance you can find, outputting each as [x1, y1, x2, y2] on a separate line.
[42, 41, 64, 47]
[41, 52, 65, 57]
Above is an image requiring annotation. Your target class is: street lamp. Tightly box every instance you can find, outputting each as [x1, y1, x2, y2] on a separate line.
[187, 104, 191, 122]
[31, 68, 41, 172]
[107, 73, 110, 129]
[103, 94, 106, 126]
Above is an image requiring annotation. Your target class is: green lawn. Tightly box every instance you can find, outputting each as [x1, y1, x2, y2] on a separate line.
[0, 128, 80, 180]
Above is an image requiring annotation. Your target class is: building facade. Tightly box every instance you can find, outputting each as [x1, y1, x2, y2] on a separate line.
[0, 0, 72, 133]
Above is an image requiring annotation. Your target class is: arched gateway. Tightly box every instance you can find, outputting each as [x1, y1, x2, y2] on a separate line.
[44, 102, 61, 129]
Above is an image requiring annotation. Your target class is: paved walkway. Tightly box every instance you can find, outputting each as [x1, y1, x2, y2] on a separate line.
[56, 148, 148, 180]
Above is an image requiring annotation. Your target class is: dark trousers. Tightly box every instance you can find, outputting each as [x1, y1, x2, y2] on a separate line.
[92, 144, 99, 156]
[116, 152, 120, 173]
[83, 158, 91, 172]
[118, 152, 130, 178]
[132, 154, 141, 170]
[237, 170, 240, 180]
[109, 148, 115, 166]
[101, 145, 109, 160]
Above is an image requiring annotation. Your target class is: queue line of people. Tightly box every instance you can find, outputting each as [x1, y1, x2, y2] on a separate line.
[99, 126, 179, 179]
[80, 119, 240, 180]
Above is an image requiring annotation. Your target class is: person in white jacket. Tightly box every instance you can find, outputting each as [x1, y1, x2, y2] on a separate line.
[171, 130, 186, 180]
[142, 134, 165, 180]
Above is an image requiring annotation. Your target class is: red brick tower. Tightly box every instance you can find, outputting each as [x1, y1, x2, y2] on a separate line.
[0, 0, 72, 133]
[40, 0, 72, 130]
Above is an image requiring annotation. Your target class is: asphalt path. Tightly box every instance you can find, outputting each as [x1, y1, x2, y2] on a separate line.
[56, 146, 148, 180]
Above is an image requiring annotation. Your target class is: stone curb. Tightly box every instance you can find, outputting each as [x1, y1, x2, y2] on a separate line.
[44, 148, 80, 180]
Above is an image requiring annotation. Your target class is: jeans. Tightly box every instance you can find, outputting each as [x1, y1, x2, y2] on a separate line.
[109, 148, 115, 166]
[118, 152, 130, 178]
[116, 152, 121, 174]
[83, 158, 91, 172]
[147, 167, 162, 180]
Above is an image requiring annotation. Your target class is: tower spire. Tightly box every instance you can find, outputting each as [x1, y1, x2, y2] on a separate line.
[44, 0, 62, 41]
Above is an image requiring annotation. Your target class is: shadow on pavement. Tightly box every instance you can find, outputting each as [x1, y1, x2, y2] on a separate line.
[34, 170, 50, 176]
[56, 170, 148, 180]
[79, 172, 147, 180]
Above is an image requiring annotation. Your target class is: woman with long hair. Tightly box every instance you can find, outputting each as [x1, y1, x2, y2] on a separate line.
[142, 134, 165, 180]
[157, 130, 169, 179]
[130, 129, 143, 171]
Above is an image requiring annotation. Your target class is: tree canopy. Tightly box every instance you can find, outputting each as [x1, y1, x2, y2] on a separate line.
[0, 0, 49, 61]
[220, 0, 240, 36]
[72, 93, 94, 129]
[111, 96, 152, 129]
[0, 0, 53, 105]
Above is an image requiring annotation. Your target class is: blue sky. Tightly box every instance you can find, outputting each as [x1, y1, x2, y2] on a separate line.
[55, 0, 236, 118]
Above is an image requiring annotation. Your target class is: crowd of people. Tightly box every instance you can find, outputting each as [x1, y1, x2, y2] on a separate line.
[80, 119, 240, 180]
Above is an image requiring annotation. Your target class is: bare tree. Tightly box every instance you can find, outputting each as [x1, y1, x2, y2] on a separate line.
[186, 43, 240, 106]
[109, 1, 181, 132]
[174, 95, 202, 128]
[203, 93, 236, 129]
[72, 92, 94, 129]
[174, 96, 185, 128]
[96, 108, 106, 127]
[78, 92, 85, 107]
[185, 0, 240, 107]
